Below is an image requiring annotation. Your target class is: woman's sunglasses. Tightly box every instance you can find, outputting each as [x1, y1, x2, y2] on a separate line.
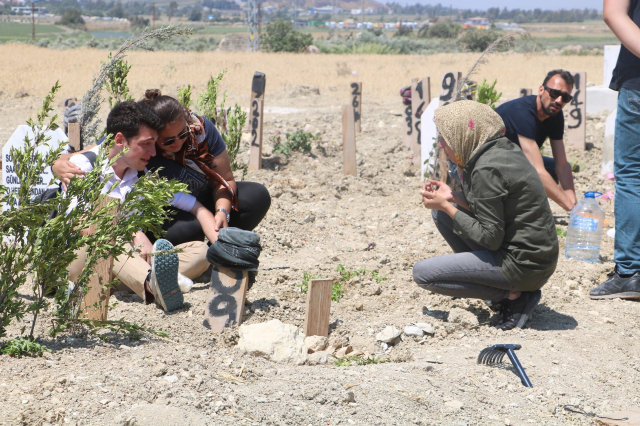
[162, 128, 191, 146]
[543, 86, 573, 103]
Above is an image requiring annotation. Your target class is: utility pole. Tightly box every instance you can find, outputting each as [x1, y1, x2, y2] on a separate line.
[361, 0, 365, 28]
[152, 3, 156, 30]
[247, 0, 259, 52]
[31, 0, 35, 41]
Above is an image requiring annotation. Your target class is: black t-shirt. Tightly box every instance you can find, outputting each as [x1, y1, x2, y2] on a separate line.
[610, 0, 640, 91]
[494, 95, 564, 148]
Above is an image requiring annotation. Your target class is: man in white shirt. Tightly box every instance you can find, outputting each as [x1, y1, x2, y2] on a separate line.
[66, 102, 212, 312]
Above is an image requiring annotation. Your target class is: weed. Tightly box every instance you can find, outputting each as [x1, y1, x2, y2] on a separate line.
[1, 337, 51, 357]
[272, 130, 318, 156]
[333, 354, 388, 367]
[177, 84, 192, 108]
[333, 357, 352, 367]
[331, 282, 344, 302]
[476, 79, 502, 109]
[556, 226, 567, 238]
[298, 272, 321, 294]
[569, 157, 586, 173]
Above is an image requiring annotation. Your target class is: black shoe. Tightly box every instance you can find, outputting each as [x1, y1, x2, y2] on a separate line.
[485, 300, 502, 313]
[589, 270, 640, 300]
[496, 290, 541, 331]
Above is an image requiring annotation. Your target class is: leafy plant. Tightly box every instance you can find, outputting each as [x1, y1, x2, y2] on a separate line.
[556, 226, 567, 238]
[298, 272, 321, 294]
[458, 29, 506, 52]
[1, 337, 51, 357]
[418, 20, 459, 39]
[262, 18, 314, 53]
[331, 282, 344, 302]
[568, 157, 586, 173]
[476, 79, 502, 109]
[336, 264, 386, 283]
[394, 25, 413, 37]
[102, 54, 134, 109]
[272, 130, 318, 156]
[177, 84, 192, 109]
[197, 70, 247, 175]
[333, 354, 388, 367]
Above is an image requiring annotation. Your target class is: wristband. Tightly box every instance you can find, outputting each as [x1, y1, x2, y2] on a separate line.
[216, 208, 230, 223]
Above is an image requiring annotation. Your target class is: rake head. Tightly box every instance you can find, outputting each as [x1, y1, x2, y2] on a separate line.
[477, 344, 521, 364]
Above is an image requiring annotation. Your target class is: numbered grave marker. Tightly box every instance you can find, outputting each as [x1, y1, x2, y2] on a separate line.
[567, 72, 586, 150]
[410, 77, 430, 167]
[248, 72, 266, 171]
[520, 88, 532, 97]
[402, 90, 413, 148]
[203, 266, 249, 332]
[248, 99, 263, 171]
[439, 71, 462, 108]
[350, 82, 362, 133]
[342, 105, 356, 176]
[304, 279, 334, 337]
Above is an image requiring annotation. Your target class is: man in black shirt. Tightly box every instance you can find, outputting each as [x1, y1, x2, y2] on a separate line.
[589, 0, 640, 300]
[495, 70, 577, 212]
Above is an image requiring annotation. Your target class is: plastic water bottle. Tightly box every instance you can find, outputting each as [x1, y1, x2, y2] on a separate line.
[564, 191, 605, 263]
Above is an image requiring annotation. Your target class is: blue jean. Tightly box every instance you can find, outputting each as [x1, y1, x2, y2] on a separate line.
[614, 88, 640, 274]
[543, 156, 558, 183]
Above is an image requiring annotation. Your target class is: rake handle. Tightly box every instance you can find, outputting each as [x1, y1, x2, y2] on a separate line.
[506, 349, 532, 387]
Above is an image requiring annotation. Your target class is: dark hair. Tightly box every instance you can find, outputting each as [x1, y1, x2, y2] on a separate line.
[140, 89, 185, 124]
[542, 69, 575, 88]
[106, 101, 165, 138]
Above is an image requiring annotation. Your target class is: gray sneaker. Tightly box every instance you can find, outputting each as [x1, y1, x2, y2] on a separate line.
[149, 239, 183, 312]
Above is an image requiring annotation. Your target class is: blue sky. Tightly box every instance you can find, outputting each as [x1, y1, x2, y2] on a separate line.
[392, 1, 603, 11]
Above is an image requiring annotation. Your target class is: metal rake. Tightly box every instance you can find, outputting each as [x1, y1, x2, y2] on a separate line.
[477, 344, 532, 387]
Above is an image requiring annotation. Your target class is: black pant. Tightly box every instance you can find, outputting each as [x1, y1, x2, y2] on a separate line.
[150, 181, 271, 246]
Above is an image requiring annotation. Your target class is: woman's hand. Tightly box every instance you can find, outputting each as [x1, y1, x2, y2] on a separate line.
[190, 201, 220, 243]
[427, 180, 454, 202]
[421, 183, 450, 211]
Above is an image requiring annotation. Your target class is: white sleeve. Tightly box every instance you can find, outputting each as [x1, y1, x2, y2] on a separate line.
[68, 152, 94, 174]
[170, 192, 197, 212]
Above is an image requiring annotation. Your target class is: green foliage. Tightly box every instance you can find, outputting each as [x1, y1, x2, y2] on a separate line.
[262, 18, 314, 53]
[177, 84, 192, 109]
[58, 8, 86, 29]
[297, 272, 320, 294]
[336, 264, 387, 283]
[556, 226, 567, 238]
[272, 130, 318, 156]
[197, 70, 248, 174]
[1, 337, 51, 357]
[0, 82, 185, 341]
[476, 79, 502, 109]
[333, 354, 388, 367]
[331, 282, 344, 302]
[129, 15, 150, 30]
[51, 318, 170, 341]
[102, 54, 134, 109]
[394, 25, 413, 37]
[458, 29, 504, 52]
[568, 157, 586, 173]
[418, 20, 459, 39]
[189, 10, 202, 21]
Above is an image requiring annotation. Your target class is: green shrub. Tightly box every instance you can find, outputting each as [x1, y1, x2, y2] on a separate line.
[262, 18, 314, 53]
[457, 29, 505, 52]
[129, 15, 150, 30]
[189, 10, 202, 21]
[418, 20, 459, 39]
[1, 337, 51, 357]
[394, 25, 413, 37]
[476, 79, 501, 110]
[272, 130, 318, 156]
[57, 8, 85, 29]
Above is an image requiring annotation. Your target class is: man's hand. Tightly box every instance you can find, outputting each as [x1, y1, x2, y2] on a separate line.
[213, 211, 229, 232]
[53, 159, 86, 190]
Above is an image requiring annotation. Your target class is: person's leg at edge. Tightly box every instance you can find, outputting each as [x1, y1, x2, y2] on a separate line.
[230, 181, 271, 231]
[590, 88, 640, 299]
[542, 156, 559, 184]
[431, 209, 486, 253]
[413, 251, 542, 330]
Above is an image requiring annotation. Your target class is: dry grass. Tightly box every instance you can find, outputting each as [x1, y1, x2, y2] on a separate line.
[0, 44, 604, 104]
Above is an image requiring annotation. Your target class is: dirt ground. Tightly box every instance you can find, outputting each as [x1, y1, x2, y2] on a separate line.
[0, 54, 635, 426]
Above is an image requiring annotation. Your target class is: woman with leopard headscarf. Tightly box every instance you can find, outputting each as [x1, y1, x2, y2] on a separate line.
[413, 101, 559, 331]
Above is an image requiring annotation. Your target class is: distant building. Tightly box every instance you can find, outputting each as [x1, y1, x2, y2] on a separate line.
[464, 16, 490, 28]
[309, 6, 341, 14]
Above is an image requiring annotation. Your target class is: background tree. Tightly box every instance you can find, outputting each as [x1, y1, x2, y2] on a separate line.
[168, 1, 178, 21]
[262, 18, 314, 52]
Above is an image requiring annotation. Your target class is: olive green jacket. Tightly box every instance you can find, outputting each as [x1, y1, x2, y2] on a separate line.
[452, 137, 559, 291]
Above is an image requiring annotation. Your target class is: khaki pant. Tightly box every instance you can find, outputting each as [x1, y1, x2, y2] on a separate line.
[67, 241, 210, 302]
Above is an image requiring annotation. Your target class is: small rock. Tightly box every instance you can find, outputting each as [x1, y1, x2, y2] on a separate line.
[604, 317, 615, 324]
[403, 326, 424, 337]
[447, 308, 479, 329]
[100, 399, 110, 405]
[152, 363, 167, 377]
[164, 375, 178, 383]
[238, 319, 307, 364]
[445, 400, 463, 410]
[565, 279, 579, 290]
[355, 303, 363, 311]
[376, 326, 401, 343]
[377, 120, 385, 128]
[391, 212, 398, 219]
[341, 391, 355, 403]
[307, 351, 332, 365]
[335, 346, 353, 359]
[414, 323, 435, 335]
[305, 335, 328, 354]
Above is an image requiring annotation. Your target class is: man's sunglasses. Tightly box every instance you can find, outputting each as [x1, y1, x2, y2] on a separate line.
[162, 129, 191, 146]
[543, 86, 573, 103]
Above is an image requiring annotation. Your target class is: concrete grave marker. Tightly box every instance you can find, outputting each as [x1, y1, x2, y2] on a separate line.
[303, 279, 334, 337]
[410, 77, 430, 167]
[342, 105, 356, 176]
[350, 82, 362, 133]
[439, 71, 462, 107]
[2, 125, 68, 210]
[203, 266, 249, 332]
[603, 45, 621, 87]
[420, 97, 440, 178]
[68, 122, 81, 152]
[248, 72, 266, 171]
[520, 88, 532, 97]
[567, 72, 586, 150]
